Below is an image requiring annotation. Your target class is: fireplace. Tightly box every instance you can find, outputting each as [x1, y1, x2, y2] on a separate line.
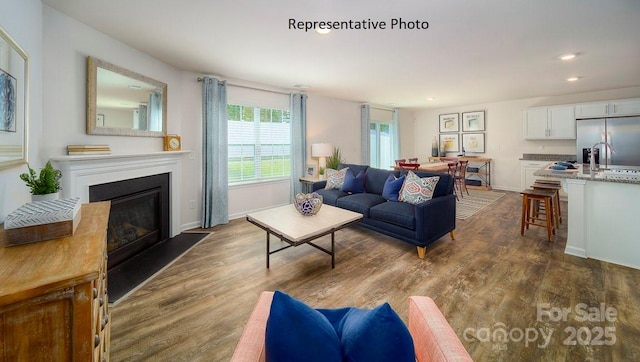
[89, 173, 170, 268]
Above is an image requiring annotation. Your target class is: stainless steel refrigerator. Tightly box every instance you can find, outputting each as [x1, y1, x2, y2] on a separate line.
[576, 116, 640, 167]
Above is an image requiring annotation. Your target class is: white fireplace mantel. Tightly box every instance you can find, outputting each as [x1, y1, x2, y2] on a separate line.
[50, 151, 189, 237]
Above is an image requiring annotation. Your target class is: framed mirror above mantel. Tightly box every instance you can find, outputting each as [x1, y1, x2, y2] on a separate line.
[86, 56, 167, 137]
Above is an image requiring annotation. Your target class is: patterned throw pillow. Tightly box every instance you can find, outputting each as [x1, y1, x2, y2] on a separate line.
[325, 167, 349, 190]
[398, 171, 440, 205]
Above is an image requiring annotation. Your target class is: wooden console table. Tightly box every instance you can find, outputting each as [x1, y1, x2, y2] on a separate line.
[429, 157, 492, 190]
[0, 201, 111, 361]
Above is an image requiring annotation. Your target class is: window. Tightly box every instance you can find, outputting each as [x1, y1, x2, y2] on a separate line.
[370, 121, 393, 169]
[228, 104, 291, 183]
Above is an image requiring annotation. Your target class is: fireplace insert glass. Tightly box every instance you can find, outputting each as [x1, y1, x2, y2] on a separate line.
[89, 173, 170, 268]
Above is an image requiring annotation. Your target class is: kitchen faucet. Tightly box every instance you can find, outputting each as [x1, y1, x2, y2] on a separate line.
[590, 141, 616, 171]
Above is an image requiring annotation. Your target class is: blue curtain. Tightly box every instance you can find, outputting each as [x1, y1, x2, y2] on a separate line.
[361, 104, 370, 165]
[201, 77, 228, 228]
[290, 93, 307, 199]
[391, 109, 400, 162]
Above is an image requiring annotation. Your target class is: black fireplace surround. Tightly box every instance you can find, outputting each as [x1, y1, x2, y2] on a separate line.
[89, 173, 170, 269]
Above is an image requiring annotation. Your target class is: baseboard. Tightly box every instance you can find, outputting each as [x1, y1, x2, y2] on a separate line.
[564, 246, 586, 258]
[180, 221, 202, 232]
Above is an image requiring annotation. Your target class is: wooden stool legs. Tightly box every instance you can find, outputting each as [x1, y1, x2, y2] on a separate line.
[532, 180, 562, 226]
[520, 189, 556, 242]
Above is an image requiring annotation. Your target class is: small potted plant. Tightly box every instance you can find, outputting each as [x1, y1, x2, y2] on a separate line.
[318, 166, 325, 179]
[325, 146, 345, 171]
[19, 161, 62, 201]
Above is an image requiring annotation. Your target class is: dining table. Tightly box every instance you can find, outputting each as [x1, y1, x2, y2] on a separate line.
[394, 162, 450, 173]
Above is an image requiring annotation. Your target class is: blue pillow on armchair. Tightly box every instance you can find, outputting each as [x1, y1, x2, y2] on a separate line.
[382, 174, 405, 201]
[336, 303, 415, 362]
[341, 170, 366, 194]
[265, 291, 342, 362]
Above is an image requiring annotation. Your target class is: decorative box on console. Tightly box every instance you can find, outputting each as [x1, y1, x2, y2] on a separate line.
[3, 198, 81, 246]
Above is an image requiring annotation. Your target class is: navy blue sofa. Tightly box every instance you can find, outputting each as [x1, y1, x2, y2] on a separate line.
[312, 163, 456, 258]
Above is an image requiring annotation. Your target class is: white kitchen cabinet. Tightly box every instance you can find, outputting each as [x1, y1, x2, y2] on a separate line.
[611, 99, 640, 116]
[523, 105, 576, 139]
[574, 98, 640, 119]
[574, 102, 609, 119]
[520, 160, 567, 199]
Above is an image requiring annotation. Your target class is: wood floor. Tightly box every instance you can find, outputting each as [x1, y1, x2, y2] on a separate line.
[110, 191, 640, 361]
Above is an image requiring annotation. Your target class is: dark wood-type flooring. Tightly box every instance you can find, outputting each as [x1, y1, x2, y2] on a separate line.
[110, 191, 640, 361]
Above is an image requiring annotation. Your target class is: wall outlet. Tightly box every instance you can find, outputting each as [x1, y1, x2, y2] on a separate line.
[189, 200, 196, 209]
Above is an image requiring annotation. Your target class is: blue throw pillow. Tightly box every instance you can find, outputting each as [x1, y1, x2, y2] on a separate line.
[337, 303, 415, 362]
[265, 291, 342, 362]
[382, 174, 405, 201]
[341, 170, 366, 194]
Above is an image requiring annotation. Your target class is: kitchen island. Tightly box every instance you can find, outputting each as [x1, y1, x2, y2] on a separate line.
[535, 164, 640, 270]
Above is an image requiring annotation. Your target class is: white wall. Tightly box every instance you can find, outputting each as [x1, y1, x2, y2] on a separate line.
[0, 0, 43, 221]
[411, 87, 640, 191]
[40, 6, 202, 231]
[306, 95, 362, 166]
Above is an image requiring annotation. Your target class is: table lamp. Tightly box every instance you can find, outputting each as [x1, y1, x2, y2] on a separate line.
[311, 143, 333, 170]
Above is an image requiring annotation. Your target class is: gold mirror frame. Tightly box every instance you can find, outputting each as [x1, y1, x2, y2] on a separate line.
[0, 26, 29, 170]
[86, 56, 167, 137]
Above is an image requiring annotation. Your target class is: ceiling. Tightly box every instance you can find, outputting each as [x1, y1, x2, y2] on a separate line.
[42, 0, 640, 109]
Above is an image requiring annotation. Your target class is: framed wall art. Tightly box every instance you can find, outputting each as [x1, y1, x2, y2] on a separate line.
[462, 111, 485, 132]
[0, 26, 29, 170]
[462, 133, 485, 153]
[439, 113, 459, 133]
[439, 134, 460, 153]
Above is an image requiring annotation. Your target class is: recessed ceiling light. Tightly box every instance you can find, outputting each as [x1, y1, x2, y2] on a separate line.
[128, 84, 142, 90]
[293, 84, 311, 90]
[566, 76, 581, 82]
[427, 97, 435, 101]
[316, 28, 331, 35]
[559, 53, 577, 61]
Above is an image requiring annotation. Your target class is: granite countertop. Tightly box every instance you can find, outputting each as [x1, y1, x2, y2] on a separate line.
[520, 153, 577, 161]
[534, 163, 640, 185]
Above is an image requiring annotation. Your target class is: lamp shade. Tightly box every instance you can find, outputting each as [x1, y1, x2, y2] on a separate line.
[311, 143, 333, 158]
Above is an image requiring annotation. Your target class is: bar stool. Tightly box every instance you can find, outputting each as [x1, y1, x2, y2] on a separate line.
[520, 188, 557, 242]
[532, 180, 562, 225]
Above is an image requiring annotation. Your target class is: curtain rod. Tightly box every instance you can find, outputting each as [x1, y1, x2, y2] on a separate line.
[368, 105, 396, 112]
[197, 77, 291, 95]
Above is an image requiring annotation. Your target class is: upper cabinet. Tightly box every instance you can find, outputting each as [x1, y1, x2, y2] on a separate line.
[523, 98, 640, 140]
[523, 105, 576, 140]
[574, 98, 640, 119]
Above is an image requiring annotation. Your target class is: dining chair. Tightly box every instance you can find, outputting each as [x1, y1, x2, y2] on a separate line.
[398, 162, 420, 170]
[408, 157, 419, 164]
[446, 162, 459, 201]
[395, 159, 407, 166]
[455, 160, 470, 198]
